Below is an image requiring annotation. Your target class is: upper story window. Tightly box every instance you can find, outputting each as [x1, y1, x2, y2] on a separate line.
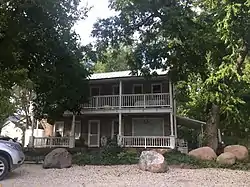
[90, 87, 100, 96]
[133, 84, 143, 94]
[151, 83, 162, 93]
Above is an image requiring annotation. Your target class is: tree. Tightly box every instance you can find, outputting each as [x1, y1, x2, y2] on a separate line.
[93, 47, 130, 73]
[11, 79, 34, 126]
[0, 89, 14, 125]
[0, 0, 94, 121]
[177, 58, 250, 139]
[92, 0, 250, 150]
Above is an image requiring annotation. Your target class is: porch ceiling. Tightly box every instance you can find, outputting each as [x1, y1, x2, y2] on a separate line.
[176, 116, 205, 129]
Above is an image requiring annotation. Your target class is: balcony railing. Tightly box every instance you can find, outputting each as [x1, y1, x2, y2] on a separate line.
[118, 135, 175, 148]
[83, 93, 171, 109]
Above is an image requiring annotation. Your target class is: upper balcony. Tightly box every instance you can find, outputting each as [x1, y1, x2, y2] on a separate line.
[82, 93, 172, 114]
[78, 70, 173, 114]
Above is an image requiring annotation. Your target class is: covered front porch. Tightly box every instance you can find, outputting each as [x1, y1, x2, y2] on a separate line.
[32, 114, 177, 149]
[86, 114, 176, 149]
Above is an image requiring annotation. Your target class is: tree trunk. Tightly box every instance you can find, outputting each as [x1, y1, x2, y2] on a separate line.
[206, 103, 219, 151]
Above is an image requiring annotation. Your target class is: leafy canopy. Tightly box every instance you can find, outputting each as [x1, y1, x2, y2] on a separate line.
[92, 0, 250, 138]
[93, 47, 131, 73]
[0, 0, 94, 119]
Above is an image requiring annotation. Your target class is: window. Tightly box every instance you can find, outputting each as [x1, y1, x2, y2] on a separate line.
[133, 84, 143, 94]
[90, 87, 100, 96]
[75, 121, 81, 139]
[132, 118, 164, 136]
[152, 84, 162, 93]
[112, 85, 119, 95]
[54, 121, 64, 137]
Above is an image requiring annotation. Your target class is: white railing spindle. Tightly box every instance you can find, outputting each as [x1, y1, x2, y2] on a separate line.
[33, 137, 70, 148]
[82, 93, 171, 109]
[119, 136, 172, 148]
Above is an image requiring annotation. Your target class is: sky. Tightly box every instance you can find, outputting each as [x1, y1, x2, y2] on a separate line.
[74, 0, 116, 45]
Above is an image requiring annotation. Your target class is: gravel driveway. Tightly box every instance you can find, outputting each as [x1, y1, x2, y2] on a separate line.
[1, 164, 250, 187]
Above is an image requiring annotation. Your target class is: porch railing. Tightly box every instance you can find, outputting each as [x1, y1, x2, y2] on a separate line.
[118, 135, 175, 148]
[176, 139, 189, 154]
[33, 137, 70, 148]
[83, 93, 170, 109]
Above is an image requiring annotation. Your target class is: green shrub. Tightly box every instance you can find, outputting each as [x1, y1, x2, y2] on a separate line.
[72, 152, 99, 165]
[72, 139, 138, 165]
[164, 150, 200, 166]
[100, 137, 124, 157]
[116, 151, 139, 164]
[72, 151, 138, 165]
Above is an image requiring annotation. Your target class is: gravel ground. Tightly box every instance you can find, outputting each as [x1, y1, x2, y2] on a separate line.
[1, 164, 250, 187]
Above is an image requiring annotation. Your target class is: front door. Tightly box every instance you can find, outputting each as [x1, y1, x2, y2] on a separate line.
[88, 120, 100, 147]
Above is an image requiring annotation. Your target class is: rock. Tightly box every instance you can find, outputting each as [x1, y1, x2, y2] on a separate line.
[138, 151, 168, 173]
[188, 147, 217, 161]
[43, 148, 72, 169]
[216, 152, 236, 165]
[224, 145, 249, 161]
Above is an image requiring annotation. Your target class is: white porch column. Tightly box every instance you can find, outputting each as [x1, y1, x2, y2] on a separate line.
[169, 80, 173, 107]
[53, 123, 56, 136]
[170, 136, 176, 149]
[118, 80, 122, 146]
[36, 120, 39, 129]
[169, 80, 175, 139]
[173, 84, 177, 138]
[69, 114, 76, 148]
[30, 103, 35, 148]
[119, 113, 122, 135]
[119, 80, 122, 109]
[118, 113, 122, 145]
[170, 113, 174, 136]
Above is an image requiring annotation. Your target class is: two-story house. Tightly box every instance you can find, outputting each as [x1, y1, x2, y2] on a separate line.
[33, 70, 205, 150]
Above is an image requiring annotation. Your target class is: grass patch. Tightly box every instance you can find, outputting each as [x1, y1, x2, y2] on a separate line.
[164, 150, 250, 170]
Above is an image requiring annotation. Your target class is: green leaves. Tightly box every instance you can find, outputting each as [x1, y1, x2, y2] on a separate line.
[0, 88, 15, 125]
[92, 0, 250, 138]
[0, 0, 93, 120]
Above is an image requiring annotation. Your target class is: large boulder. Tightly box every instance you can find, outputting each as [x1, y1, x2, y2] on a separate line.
[224, 145, 249, 161]
[216, 152, 236, 165]
[188, 147, 217, 161]
[43, 148, 72, 169]
[138, 151, 168, 173]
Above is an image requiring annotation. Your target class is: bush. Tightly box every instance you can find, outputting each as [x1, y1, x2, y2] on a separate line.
[72, 139, 138, 165]
[164, 150, 250, 170]
[72, 150, 138, 165]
